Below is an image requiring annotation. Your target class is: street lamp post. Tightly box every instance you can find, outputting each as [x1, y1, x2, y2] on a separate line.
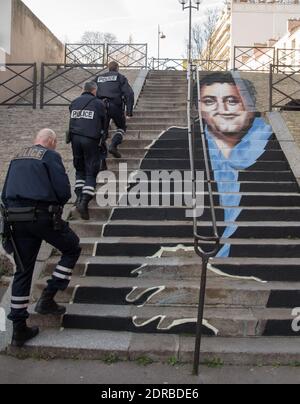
[178, 0, 202, 65]
[157, 25, 166, 70]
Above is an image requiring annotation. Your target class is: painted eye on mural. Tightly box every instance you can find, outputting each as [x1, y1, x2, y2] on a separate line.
[225, 96, 241, 106]
[202, 97, 217, 107]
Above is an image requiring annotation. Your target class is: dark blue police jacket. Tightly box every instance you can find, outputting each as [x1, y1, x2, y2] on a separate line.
[1, 145, 71, 208]
[69, 92, 106, 140]
[94, 71, 135, 116]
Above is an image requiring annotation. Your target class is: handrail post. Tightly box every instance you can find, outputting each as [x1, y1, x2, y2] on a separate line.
[40, 62, 45, 109]
[32, 63, 37, 109]
[193, 255, 209, 375]
[269, 64, 273, 112]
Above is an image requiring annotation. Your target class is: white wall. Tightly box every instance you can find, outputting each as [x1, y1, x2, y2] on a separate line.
[0, 0, 12, 68]
[0, 0, 12, 54]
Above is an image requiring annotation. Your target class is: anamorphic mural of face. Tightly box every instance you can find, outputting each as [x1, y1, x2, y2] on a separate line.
[201, 82, 256, 142]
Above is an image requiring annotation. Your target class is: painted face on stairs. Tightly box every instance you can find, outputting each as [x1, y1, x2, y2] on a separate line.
[201, 83, 256, 146]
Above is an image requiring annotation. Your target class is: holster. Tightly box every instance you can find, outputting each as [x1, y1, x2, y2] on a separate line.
[49, 205, 63, 231]
[65, 129, 72, 145]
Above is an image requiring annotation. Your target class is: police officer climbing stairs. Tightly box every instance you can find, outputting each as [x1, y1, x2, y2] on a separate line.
[94, 61, 135, 159]
[1, 129, 81, 347]
[69, 81, 107, 221]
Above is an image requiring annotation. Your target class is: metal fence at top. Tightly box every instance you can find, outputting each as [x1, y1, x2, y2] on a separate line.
[40, 63, 106, 108]
[150, 58, 229, 71]
[234, 46, 276, 72]
[150, 58, 187, 70]
[269, 64, 300, 111]
[65, 44, 106, 65]
[277, 49, 300, 72]
[107, 44, 148, 68]
[0, 63, 37, 108]
[197, 59, 229, 72]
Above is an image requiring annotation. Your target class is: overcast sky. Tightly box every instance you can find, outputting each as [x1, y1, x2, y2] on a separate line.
[22, 0, 224, 58]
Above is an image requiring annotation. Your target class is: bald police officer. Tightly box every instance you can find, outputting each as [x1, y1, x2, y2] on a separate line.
[94, 61, 134, 159]
[69, 81, 106, 221]
[1, 129, 81, 347]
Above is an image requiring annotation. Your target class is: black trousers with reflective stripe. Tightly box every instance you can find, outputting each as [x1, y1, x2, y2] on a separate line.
[104, 102, 127, 146]
[72, 135, 104, 200]
[8, 215, 81, 322]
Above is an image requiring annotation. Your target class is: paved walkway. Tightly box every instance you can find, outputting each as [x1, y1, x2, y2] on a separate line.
[0, 355, 299, 384]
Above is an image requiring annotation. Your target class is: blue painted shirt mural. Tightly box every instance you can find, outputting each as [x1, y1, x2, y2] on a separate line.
[205, 117, 273, 257]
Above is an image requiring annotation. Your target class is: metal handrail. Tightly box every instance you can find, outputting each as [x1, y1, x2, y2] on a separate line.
[186, 62, 220, 375]
[194, 67, 220, 254]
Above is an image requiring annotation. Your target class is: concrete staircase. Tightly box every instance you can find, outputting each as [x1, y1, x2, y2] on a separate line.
[6, 70, 300, 365]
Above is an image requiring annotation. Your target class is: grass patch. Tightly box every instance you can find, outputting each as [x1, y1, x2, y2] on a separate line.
[167, 357, 180, 367]
[136, 356, 154, 367]
[103, 354, 120, 364]
[204, 357, 224, 369]
[289, 361, 300, 367]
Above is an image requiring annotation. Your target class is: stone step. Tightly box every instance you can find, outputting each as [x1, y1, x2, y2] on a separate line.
[68, 219, 300, 239]
[97, 168, 296, 183]
[44, 255, 300, 282]
[120, 131, 165, 139]
[132, 111, 186, 118]
[127, 123, 185, 131]
[113, 148, 288, 161]
[143, 86, 187, 92]
[34, 275, 289, 307]
[93, 191, 300, 208]
[76, 206, 300, 223]
[69, 235, 300, 257]
[106, 158, 291, 171]
[97, 179, 298, 193]
[102, 221, 300, 239]
[136, 102, 186, 108]
[10, 330, 300, 365]
[27, 302, 300, 338]
[126, 117, 187, 125]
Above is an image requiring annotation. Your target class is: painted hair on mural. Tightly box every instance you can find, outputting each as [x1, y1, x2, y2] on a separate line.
[200, 72, 257, 107]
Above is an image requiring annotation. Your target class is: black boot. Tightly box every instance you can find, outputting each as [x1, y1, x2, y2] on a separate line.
[11, 321, 39, 348]
[109, 130, 123, 159]
[109, 144, 122, 159]
[77, 195, 90, 221]
[35, 289, 66, 316]
[74, 189, 83, 209]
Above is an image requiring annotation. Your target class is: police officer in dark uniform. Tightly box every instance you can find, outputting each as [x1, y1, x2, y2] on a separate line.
[94, 61, 135, 159]
[1, 129, 81, 347]
[69, 81, 107, 221]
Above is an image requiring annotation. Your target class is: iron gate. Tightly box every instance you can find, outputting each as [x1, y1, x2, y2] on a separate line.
[106, 44, 148, 68]
[0, 63, 37, 108]
[40, 63, 106, 108]
[269, 64, 300, 110]
[234, 46, 275, 72]
[277, 49, 300, 72]
[65, 44, 106, 65]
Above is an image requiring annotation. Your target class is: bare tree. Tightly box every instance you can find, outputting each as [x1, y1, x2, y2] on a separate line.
[80, 31, 118, 64]
[81, 31, 117, 44]
[190, 7, 221, 61]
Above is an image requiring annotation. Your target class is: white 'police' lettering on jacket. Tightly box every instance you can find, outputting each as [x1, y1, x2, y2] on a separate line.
[97, 76, 118, 83]
[71, 110, 95, 120]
